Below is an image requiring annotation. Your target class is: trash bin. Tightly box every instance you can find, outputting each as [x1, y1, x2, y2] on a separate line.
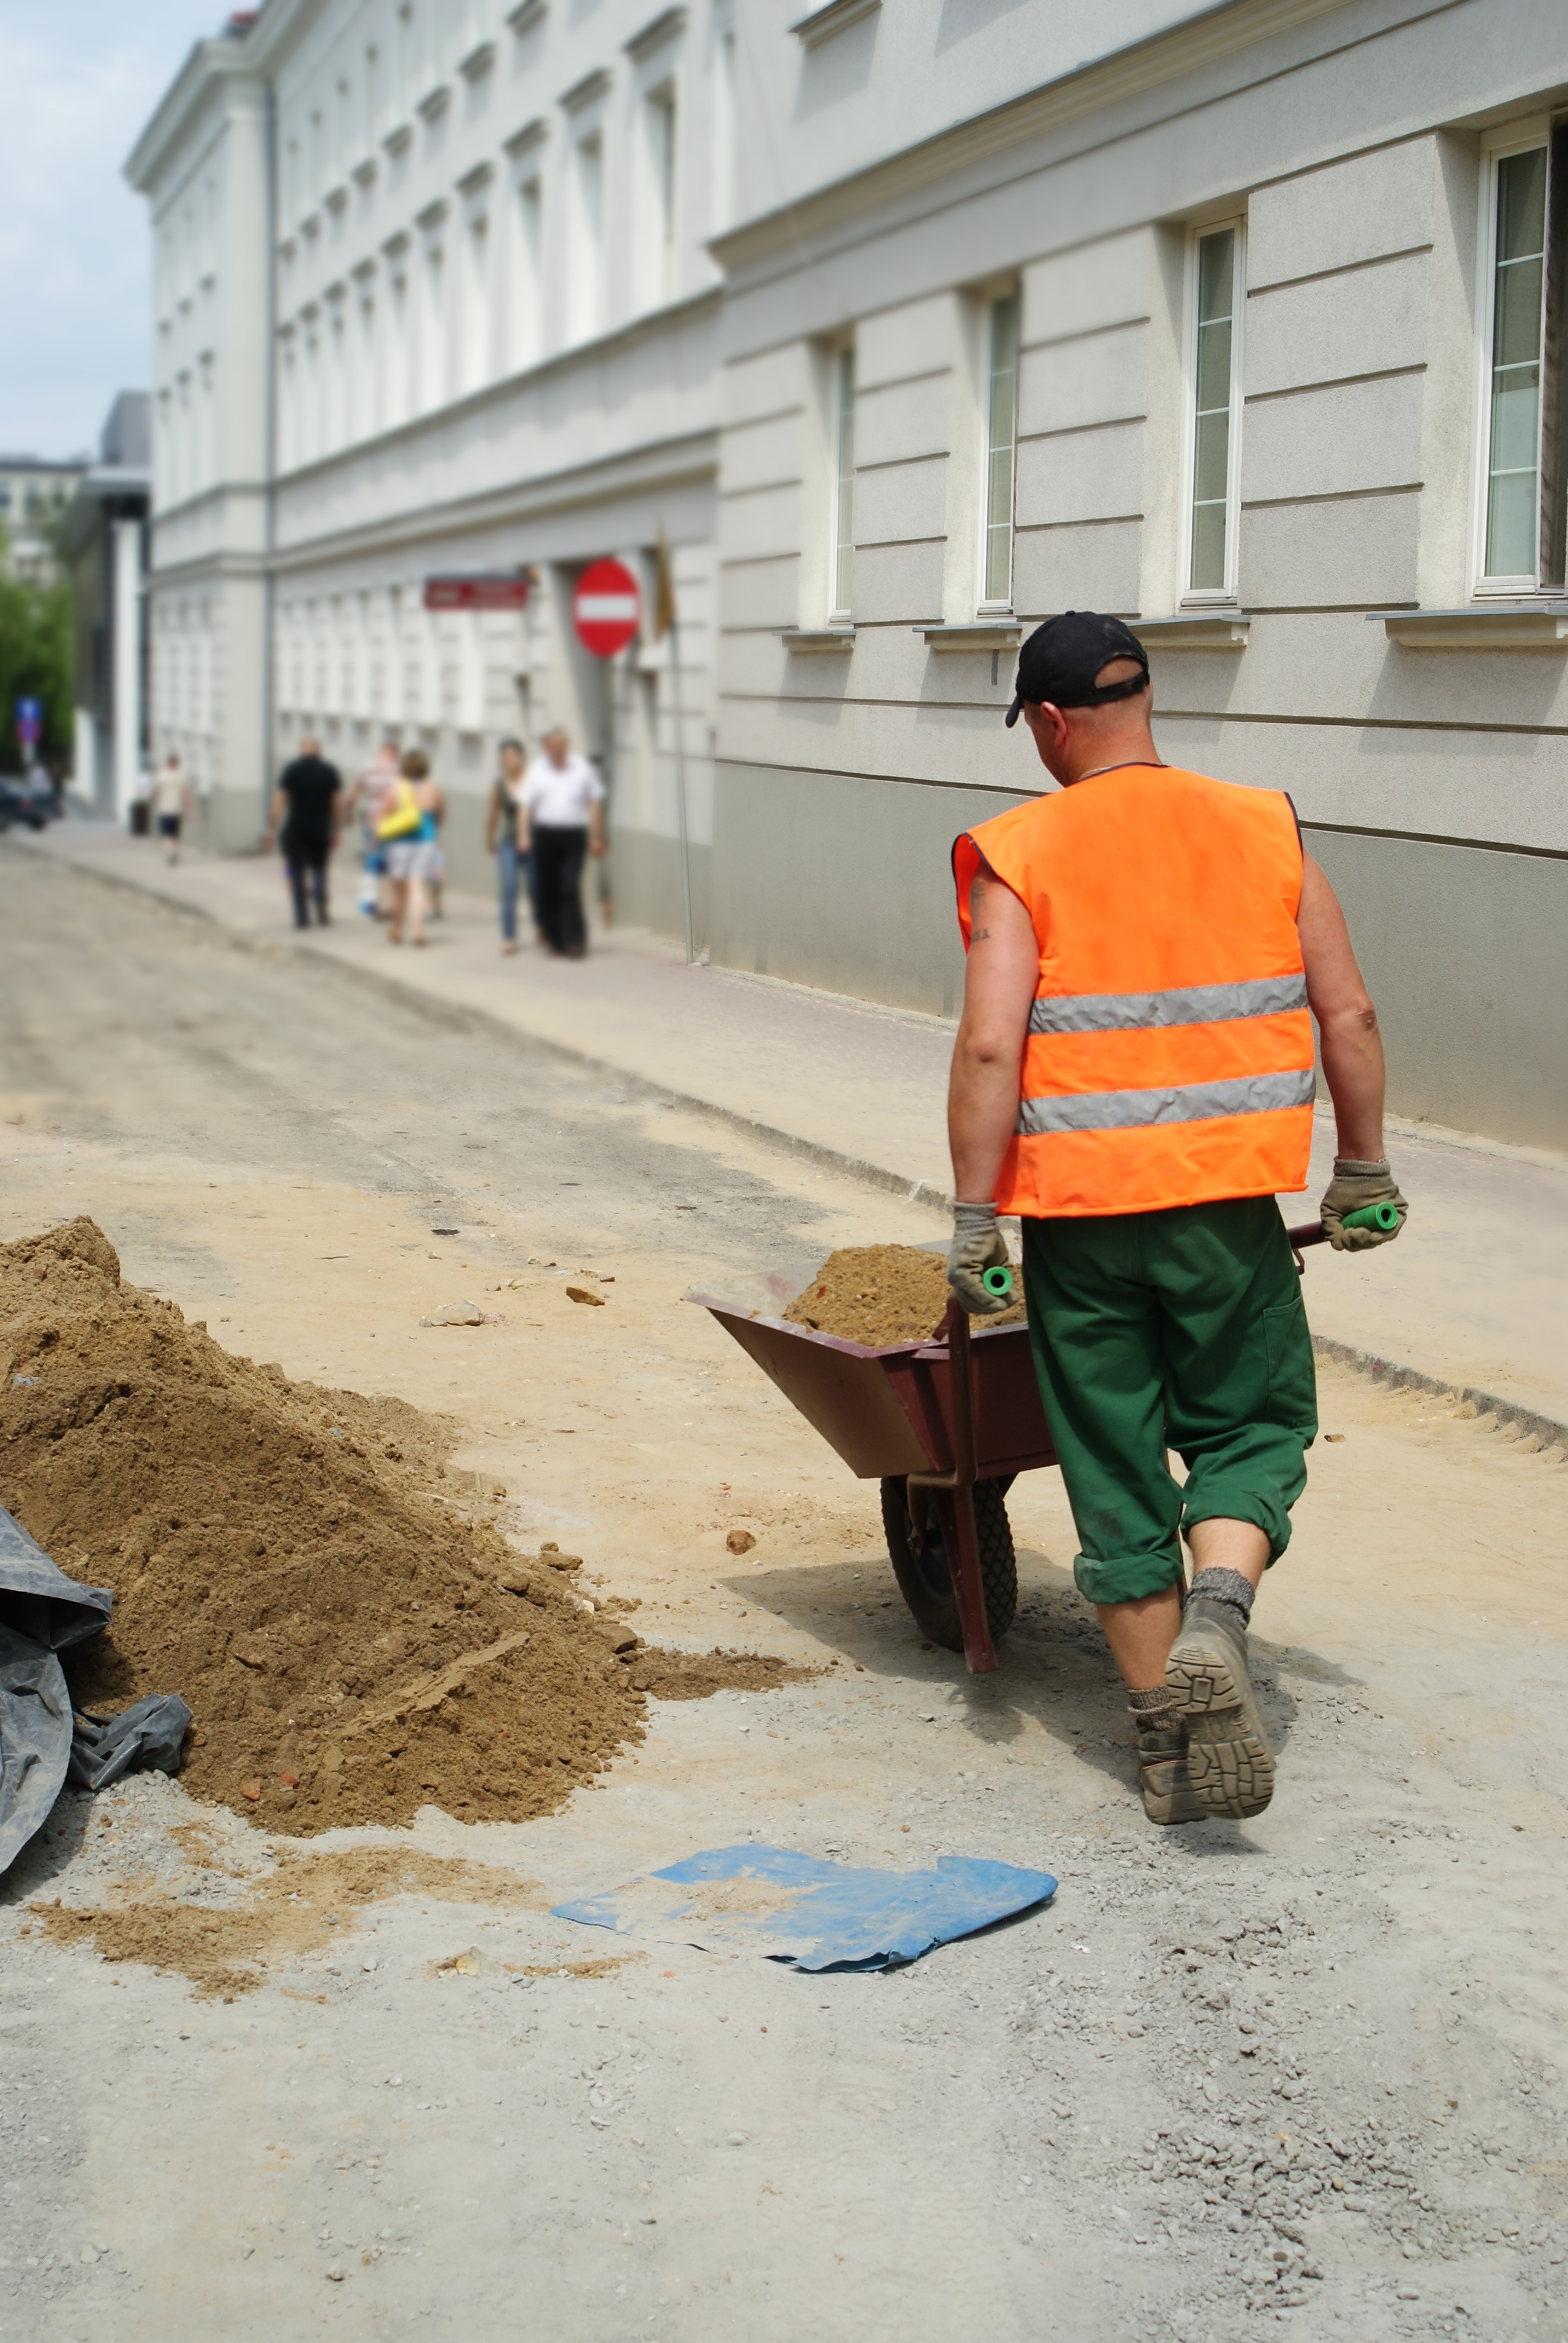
[130, 801, 149, 836]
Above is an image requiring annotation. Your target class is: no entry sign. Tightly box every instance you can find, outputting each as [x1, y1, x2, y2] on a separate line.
[572, 559, 641, 658]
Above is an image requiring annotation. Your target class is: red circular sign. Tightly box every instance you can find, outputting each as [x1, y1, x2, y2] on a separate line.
[572, 558, 641, 657]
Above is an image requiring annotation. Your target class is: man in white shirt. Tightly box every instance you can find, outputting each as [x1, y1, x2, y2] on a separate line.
[520, 727, 606, 958]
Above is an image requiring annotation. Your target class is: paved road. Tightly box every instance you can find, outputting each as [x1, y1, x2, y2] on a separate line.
[1, 852, 1566, 2343]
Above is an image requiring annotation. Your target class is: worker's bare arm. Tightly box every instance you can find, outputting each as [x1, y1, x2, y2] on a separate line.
[1297, 852, 1385, 1161]
[947, 862, 1038, 1204]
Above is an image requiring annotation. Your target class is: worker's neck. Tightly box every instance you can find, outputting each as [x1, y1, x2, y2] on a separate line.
[1057, 727, 1161, 787]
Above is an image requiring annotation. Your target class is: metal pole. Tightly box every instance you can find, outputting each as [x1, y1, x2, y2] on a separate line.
[668, 612, 695, 965]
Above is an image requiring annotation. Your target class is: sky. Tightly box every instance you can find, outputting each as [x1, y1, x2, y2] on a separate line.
[0, 1, 223, 460]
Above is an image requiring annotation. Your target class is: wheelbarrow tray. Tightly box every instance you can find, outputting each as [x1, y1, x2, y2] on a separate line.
[686, 1293, 1056, 1483]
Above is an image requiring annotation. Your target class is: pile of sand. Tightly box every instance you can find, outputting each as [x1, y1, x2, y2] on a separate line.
[783, 1244, 1025, 1346]
[0, 1220, 795, 1836]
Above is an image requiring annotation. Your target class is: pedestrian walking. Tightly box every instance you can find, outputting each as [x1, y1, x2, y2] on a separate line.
[945, 612, 1407, 1829]
[520, 727, 605, 958]
[150, 754, 191, 863]
[346, 740, 402, 918]
[485, 736, 532, 954]
[267, 733, 343, 927]
[379, 749, 444, 948]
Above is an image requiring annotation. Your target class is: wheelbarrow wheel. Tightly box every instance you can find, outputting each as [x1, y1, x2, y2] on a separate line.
[880, 1476, 1018, 1655]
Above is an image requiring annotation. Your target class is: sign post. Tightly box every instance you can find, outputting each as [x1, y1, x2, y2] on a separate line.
[16, 696, 42, 753]
[571, 560, 642, 953]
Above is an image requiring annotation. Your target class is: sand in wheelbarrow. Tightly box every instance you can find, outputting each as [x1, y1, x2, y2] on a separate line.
[0, 1218, 803, 1835]
[783, 1244, 1025, 1347]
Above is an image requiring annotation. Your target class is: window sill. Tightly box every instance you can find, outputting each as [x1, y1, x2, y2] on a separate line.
[791, 0, 881, 46]
[779, 626, 855, 653]
[1135, 612, 1250, 648]
[916, 620, 1022, 652]
[1370, 605, 1568, 649]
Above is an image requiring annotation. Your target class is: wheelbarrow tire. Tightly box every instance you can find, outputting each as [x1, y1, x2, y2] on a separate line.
[880, 1476, 1018, 1656]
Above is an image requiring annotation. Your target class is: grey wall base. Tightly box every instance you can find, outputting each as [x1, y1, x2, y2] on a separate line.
[710, 761, 1567, 1155]
[711, 759, 981, 1018]
[608, 827, 710, 954]
[1304, 827, 1568, 1154]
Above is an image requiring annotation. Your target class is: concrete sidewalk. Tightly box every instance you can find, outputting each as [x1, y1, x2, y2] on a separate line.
[19, 818, 1568, 1438]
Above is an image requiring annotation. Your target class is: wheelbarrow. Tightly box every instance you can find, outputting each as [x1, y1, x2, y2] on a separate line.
[690, 1216, 1336, 1679]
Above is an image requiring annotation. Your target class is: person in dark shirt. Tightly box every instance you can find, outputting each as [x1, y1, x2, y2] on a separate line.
[266, 736, 343, 928]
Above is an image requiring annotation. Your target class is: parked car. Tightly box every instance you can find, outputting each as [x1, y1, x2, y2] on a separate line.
[0, 775, 50, 831]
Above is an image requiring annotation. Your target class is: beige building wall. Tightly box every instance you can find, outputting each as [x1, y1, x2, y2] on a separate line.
[710, 0, 1568, 1152]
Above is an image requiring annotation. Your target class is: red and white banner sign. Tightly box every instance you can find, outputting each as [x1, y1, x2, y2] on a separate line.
[572, 558, 641, 657]
[423, 574, 531, 612]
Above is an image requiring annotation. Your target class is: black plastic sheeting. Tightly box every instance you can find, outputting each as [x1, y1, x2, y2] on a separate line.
[0, 1502, 189, 1875]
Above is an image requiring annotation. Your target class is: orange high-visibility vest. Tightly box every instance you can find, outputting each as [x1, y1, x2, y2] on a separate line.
[953, 764, 1315, 1218]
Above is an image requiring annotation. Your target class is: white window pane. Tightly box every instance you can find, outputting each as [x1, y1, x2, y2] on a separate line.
[1483, 147, 1547, 579]
[1189, 228, 1237, 594]
[833, 347, 855, 614]
[982, 295, 1017, 605]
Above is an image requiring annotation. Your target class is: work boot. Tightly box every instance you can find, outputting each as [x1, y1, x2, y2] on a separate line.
[1136, 1721, 1207, 1826]
[1163, 1594, 1275, 1819]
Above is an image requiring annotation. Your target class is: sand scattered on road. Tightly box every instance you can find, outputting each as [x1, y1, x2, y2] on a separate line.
[0, 1218, 802, 1838]
[784, 1243, 1024, 1346]
[29, 1841, 540, 1998]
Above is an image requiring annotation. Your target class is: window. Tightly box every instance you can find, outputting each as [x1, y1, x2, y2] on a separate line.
[512, 173, 543, 368]
[1186, 222, 1244, 599]
[420, 240, 445, 410]
[713, 25, 736, 232]
[980, 293, 1018, 607]
[462, 210, 490, 392]
[830, 344, 855, 617]
[1477, 131, 1568, 589]
[570, 132, 604, 342]
[645, 82, 677, 306]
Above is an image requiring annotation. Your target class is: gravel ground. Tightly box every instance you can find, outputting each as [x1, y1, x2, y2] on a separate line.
[1, 847, 1564, 2343]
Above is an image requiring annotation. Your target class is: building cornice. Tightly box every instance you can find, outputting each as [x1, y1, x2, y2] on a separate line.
[123, 35, 265, 192]
[710, 0, 1357, 273]
[272, 427, 718, 577]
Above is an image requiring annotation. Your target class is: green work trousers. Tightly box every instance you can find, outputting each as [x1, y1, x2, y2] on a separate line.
[1021, 1197, 1318, 1607]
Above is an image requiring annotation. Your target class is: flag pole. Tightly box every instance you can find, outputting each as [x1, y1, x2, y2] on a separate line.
[657, 528, 696, 966]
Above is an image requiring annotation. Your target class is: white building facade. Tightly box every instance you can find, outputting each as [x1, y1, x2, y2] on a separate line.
[131, 0, 1568, 1150]
[128, 0, 730, 925]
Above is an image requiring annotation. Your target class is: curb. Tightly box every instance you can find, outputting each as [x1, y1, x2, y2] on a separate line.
[1309, 1334, 1567, 1452]
[21, 836, 1566, 1447]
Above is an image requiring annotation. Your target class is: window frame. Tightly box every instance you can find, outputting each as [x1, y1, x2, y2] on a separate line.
[1470, 119, 1565, 597]
[976, 289, 1019, 612]
[828, 341, 856, 621]
[1180, 215, 1247, 608]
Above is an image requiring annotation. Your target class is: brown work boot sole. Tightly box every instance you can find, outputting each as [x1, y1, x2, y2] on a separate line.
[1165, 1597, 1275, 1820]
[1137, 1728, 1208, 1826]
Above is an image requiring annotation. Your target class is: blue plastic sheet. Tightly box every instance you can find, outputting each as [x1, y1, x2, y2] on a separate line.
[554, 1844, 1058, 1971]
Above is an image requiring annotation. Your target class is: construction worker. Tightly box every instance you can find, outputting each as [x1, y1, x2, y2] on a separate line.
[946, 612, 1406, 1826]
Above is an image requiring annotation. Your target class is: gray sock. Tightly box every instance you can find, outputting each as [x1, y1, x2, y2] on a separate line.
[1187, 1567, 1255, 1625]
[1129, 1685, 1180, 1734]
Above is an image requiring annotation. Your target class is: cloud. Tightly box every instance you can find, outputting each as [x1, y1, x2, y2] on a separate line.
[0, 5, 216, 456]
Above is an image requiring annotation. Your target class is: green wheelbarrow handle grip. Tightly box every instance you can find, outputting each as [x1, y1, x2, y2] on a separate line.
[981, 1264, 1015, 1299]
[1341, 1201, 1401, 1231]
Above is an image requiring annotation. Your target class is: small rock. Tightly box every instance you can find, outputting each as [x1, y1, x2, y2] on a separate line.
[420, 1300, 485, 1328]
[566, 1286, 606, 1308]
[325, 2265, 346, 2282]
[726, 1530, 757, 1555]
[278, 1771, 299, 1789]
[240, 1780, 263, 1803]
[386, 2074, 404, 2087]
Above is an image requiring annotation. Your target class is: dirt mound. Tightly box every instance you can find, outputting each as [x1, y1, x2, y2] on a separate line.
[783, 1243, 1025, 1346]
[0, 1219, 800, 1836]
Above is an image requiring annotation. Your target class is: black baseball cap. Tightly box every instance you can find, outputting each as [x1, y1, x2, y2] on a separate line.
[1004, 610, 1150, 726]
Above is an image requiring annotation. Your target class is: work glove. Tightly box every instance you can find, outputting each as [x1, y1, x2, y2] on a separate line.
[1321, 1158, 1408, 1251]
[947, 1201, 1013, 1314]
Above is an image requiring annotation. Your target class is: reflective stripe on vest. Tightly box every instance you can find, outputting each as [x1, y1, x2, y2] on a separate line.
[1027, 973, 1308, 1037]
[1016, 1066, 1316, 1138]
